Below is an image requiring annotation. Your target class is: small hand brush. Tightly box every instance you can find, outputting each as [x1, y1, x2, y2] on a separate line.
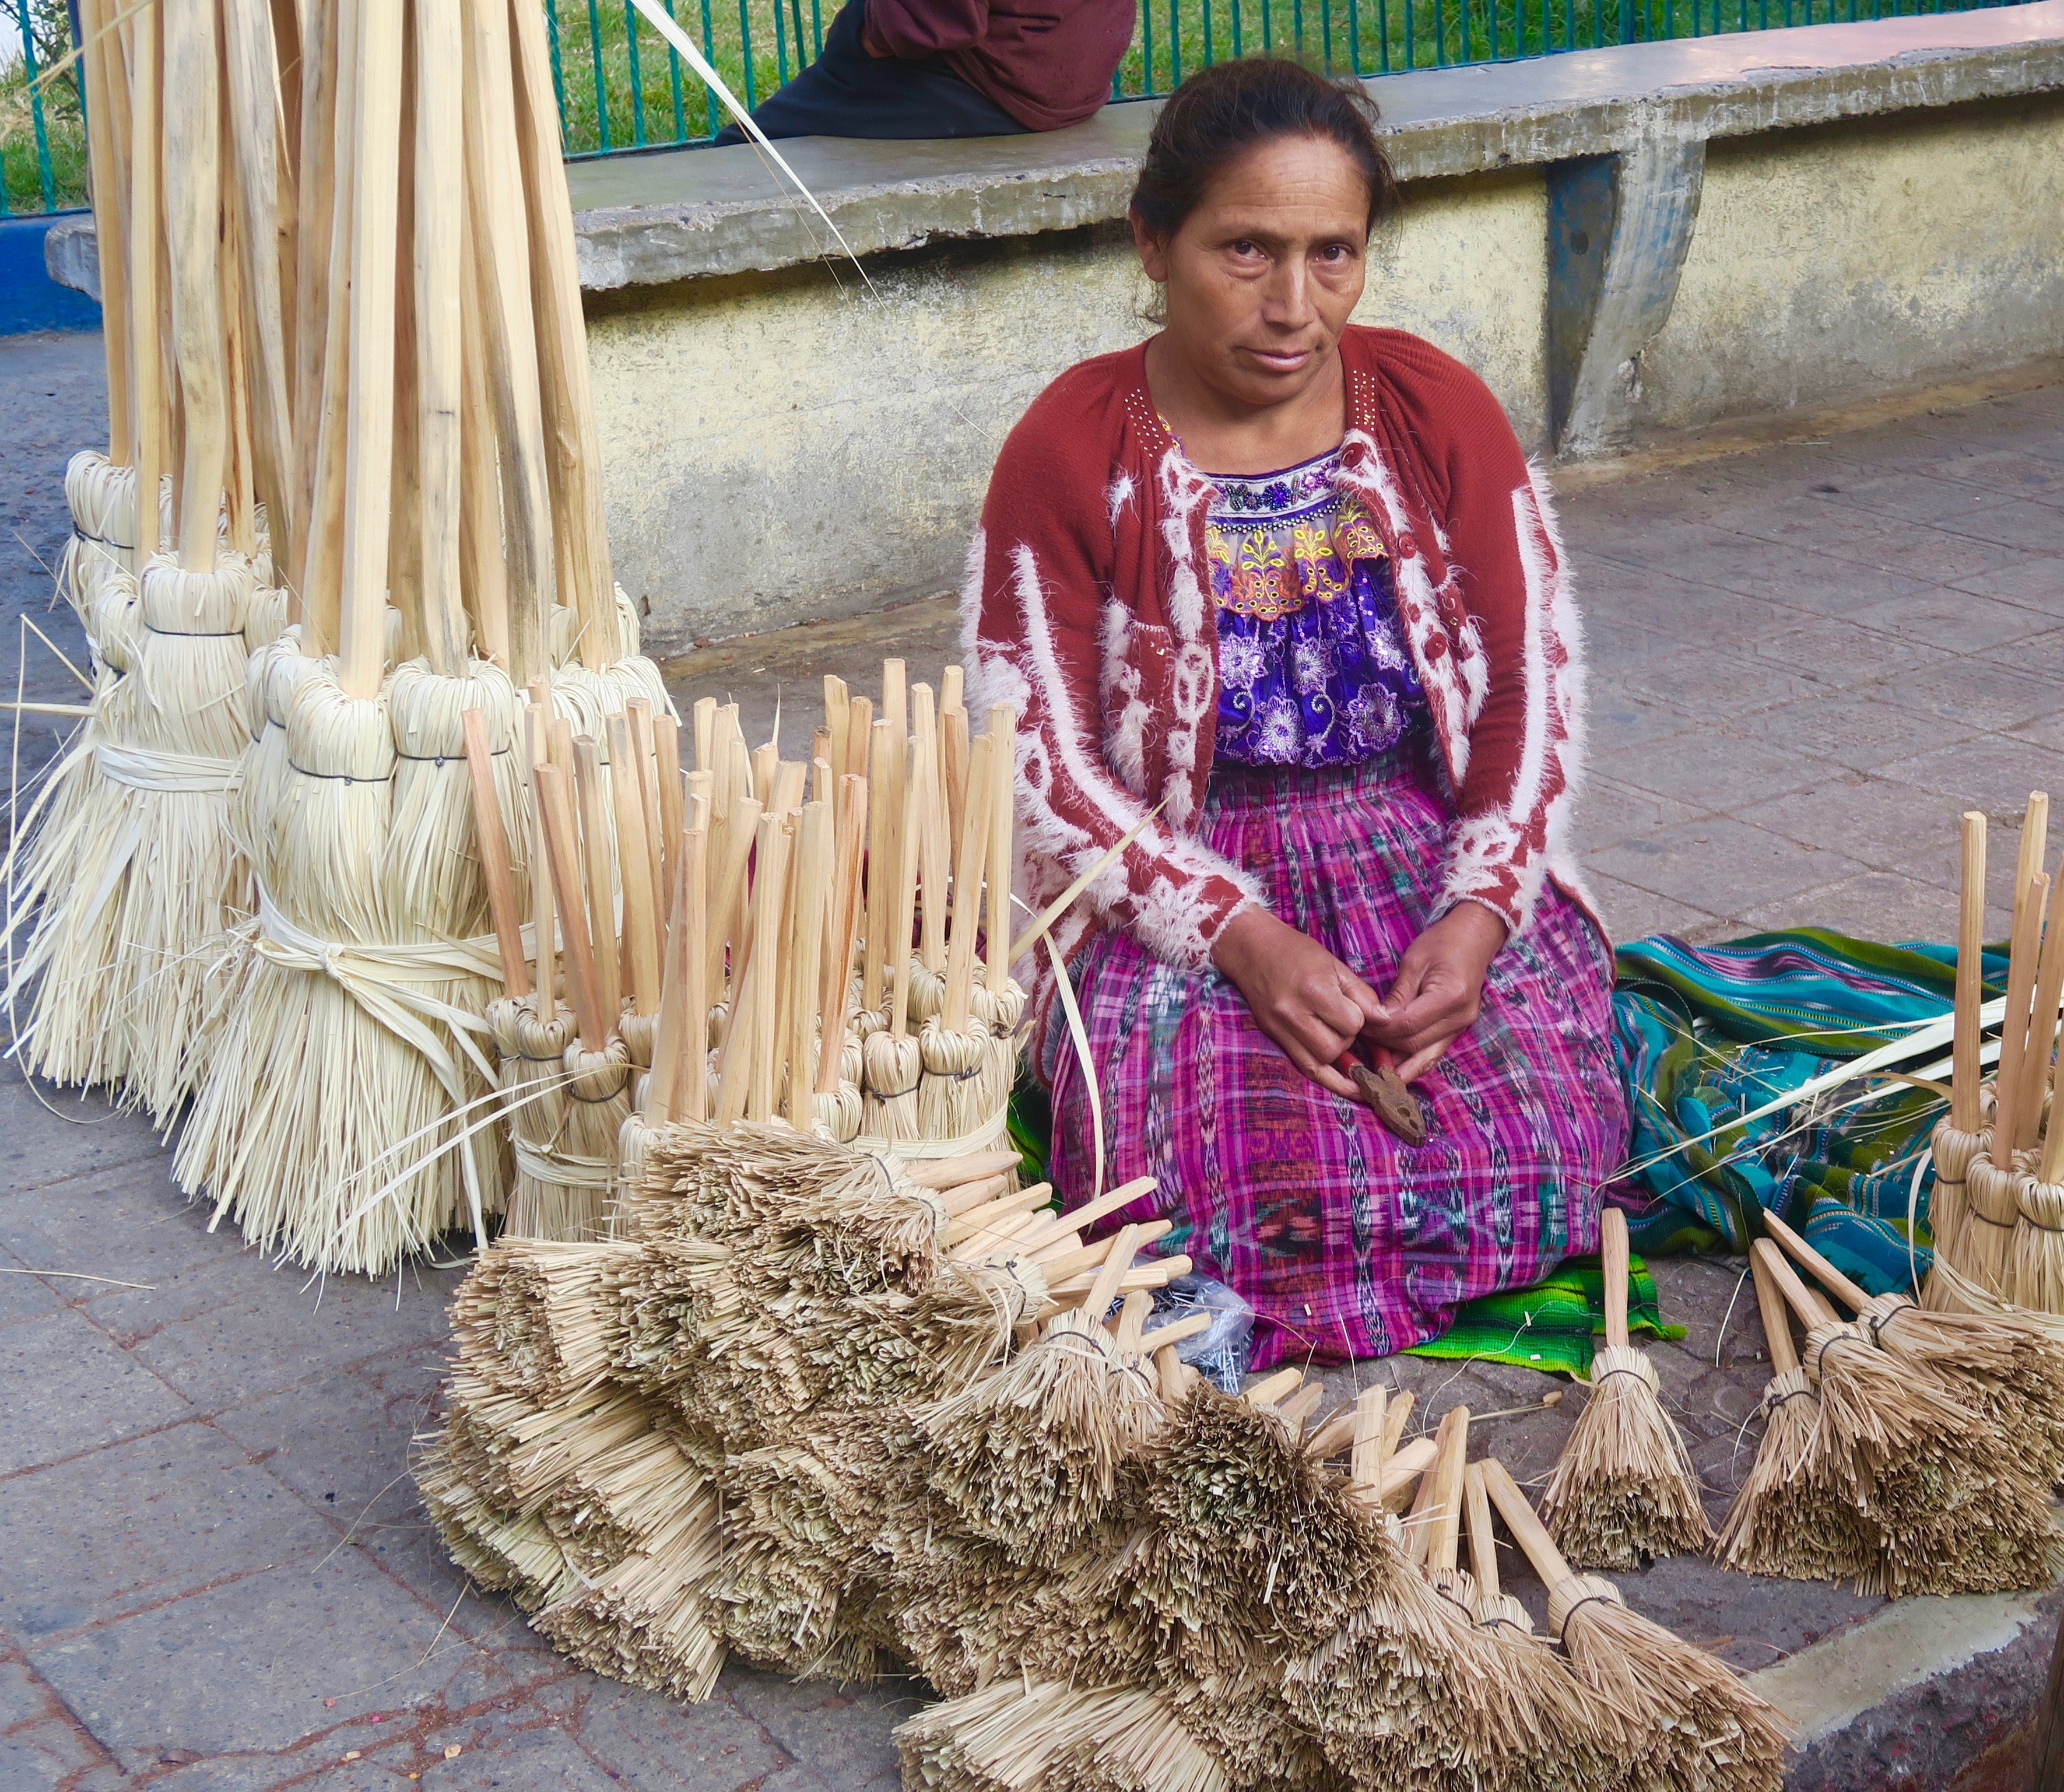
[1539, 1207, 1711, 1569]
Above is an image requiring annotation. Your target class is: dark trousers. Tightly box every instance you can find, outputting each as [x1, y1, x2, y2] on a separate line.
[711, 0, 1029, 142]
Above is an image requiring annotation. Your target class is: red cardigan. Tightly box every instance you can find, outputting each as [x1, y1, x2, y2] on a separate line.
[963, 327, 1595, 1064]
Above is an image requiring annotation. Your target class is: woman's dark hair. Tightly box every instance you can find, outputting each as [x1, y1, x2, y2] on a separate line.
[1129, 58, 1400, 240]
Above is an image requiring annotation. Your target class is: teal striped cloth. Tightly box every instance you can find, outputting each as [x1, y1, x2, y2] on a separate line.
[1610, 928, 2007, 1294]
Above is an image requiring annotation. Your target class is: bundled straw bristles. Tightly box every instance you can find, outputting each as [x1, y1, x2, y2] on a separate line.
[1754, 1240, 2063, 1597]
[421, 1121, 1799, 1792]
[6, 0, 289, 1124]
[1540, 1208, 1711, 1569]
[1714, 1246, 1874, 1584]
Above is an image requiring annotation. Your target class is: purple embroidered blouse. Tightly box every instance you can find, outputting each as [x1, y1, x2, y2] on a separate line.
[1204, 445, 1427, 769]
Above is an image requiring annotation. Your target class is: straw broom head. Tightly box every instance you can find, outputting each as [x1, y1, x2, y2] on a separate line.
[916, 1298, 1163, 1557]
[1762, 1209, 2064, 1483]
[450, 1236, 639, 1399]
[1482, 1458, 1791, 1792]
[1714, 1246, 1875, 1584]
[1540, 1210, 1711, 1569]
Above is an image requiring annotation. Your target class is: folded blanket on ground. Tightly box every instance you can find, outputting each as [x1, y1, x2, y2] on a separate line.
[1610, 927, 2007, 1293]
[1403, 1253, 1683, 1376]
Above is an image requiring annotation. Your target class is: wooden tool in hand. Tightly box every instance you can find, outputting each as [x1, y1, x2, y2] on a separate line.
[1335, 1041, 1427, 1145]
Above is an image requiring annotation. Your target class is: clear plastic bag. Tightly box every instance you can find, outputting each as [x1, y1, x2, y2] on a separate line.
[1144, 1274, 1255, 1394]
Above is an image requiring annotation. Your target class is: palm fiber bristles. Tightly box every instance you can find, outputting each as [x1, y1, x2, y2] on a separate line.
[1540, 1208, 1710, 1569]
[1483, 1457, 1790, 1792]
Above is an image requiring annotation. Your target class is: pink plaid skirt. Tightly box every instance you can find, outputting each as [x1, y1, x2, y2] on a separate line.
[1045, 743, 1628, 1370]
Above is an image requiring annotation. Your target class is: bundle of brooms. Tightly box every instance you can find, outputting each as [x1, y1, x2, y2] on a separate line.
[167, 0, 683, 1275]
[418, 1107, 1796, 1791]
[7, 0, 292, 1125]
[440, 661, 1023, 1251]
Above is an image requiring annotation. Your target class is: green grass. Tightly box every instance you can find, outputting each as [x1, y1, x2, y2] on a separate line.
[0, 48, 86, 215]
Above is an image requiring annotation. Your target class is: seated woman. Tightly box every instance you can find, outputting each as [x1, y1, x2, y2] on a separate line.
[963, 57, 1630, 1370]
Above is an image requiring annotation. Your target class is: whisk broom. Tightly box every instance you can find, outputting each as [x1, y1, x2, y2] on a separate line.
[1713, 1242, 1875, 1583]
[1539, 1207, 1711, 1568]
[1482, 1456, 1790, 1792]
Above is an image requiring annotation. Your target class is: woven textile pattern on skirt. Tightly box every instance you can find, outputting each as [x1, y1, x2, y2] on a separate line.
[1045, 742, 1631, 1370]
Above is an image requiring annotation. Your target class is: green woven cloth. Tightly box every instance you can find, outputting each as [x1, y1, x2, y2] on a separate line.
[1403, 1253, 1684, 1377]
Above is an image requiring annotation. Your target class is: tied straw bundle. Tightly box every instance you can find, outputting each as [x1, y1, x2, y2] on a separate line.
[8, 0, 290, 1124]
[1540, 1207, 1711, 1569]
[1713, 1242, 1873, 1584]
[1482, 1457, 1791, 1792]
[1753, 1240, 2062, 1596]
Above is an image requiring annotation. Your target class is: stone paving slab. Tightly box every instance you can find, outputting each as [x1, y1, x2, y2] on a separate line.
[8, 357, 2064, 1789]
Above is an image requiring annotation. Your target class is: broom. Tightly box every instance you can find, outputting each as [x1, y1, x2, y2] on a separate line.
[1482, 1456, 1791, 1792]
[1459, 1459, 1624, 1792]
[2012, 892, 2064, 1310]
[1754, 1239, 2061, 1595]
[1539, 1207, 1711, 1569]
[1762, 1208, 2064, 1481]
[1960, 870, 2049, 1300]
[1925, 811, 1993, 1310]
[1712, 1242, 1875, 1583]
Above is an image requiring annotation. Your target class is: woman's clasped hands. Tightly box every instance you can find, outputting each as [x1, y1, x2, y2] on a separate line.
[1210, 900, 1507, 1098]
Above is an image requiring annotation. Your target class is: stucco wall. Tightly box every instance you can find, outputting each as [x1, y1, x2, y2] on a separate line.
[1634, 93, 2064, 430]
[589, 167, 1548, 654]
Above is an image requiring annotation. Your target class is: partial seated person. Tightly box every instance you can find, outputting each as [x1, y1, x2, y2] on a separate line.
[712, 0, 1132, 141]
[963, 58, 1629, 1371]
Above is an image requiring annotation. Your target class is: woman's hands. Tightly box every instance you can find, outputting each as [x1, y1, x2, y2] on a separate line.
[1213, 900, 1508, 1095]
[1364, 901, 1508, 1082]
[1211, 907, 1386, 1102]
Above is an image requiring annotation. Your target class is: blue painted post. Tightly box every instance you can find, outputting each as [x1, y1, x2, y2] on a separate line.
[623, 0, 647, 143]
[15, 0, 58, 212]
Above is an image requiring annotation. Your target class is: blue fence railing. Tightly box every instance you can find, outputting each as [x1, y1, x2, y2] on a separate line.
[552, 0, 2033, 156]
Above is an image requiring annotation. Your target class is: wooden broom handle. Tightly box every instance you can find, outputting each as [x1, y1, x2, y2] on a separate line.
[1021, 1177, 1154, 1248]
[1375, 1436, 1437, 1505]
[943, 735, 992, 1033]
[535, 763, 606, 1049]
[1403, 1405, 1458, 1565]
[1083, 1224, 1149, 1316]
[1602, 1205, 1631, 1352]
[1953, 811, 1988, 1132]
[1479, 1457, 1574, 1590]
[816, 774, 868, 1095]
[1350, 1386, 1387, 1486]
[986, 704, 1017, 991]
[1381, 1391, 1414, 1463]
[823, 675, 850, 780]
[1463, 1461, 1501, 1598]
[606, 714, 662, 1015]
[904, 1152, 1023, 1189]
[647, 822, 701, 1124]
[1751, 1238, 1837, 1333]
[461, 710, 529, 995]
[1760, 1209, 1866, 1314]
[1991, 871, 2048, 1170]
[672, 827, 709, 1123]
[1247, 1367, 1304, 1408]
[2020, 880, 2064, 1153]
[1425, 1404, 1471, 1570]
[1750, 1245, 1802, 1378]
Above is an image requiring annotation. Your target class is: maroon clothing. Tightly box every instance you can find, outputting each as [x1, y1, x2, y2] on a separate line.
[859, 0, 1132, 131]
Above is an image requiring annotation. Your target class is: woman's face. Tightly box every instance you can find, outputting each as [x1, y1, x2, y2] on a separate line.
[1134, 133, 1371, 413]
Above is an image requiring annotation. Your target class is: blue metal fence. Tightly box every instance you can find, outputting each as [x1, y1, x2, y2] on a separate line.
[553, 0, 2033, 156]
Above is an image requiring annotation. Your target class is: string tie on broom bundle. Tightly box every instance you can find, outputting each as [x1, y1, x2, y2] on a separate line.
[1482, 1456, 1790, 1792]
[1539, 1207, 1710, 1569]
